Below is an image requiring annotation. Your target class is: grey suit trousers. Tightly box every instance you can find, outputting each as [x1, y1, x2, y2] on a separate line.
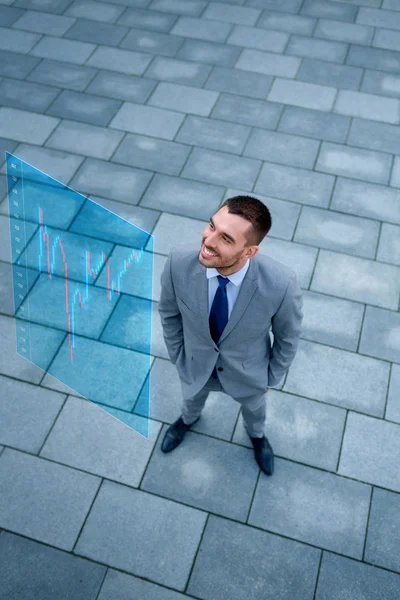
[181, 372, 267, 438]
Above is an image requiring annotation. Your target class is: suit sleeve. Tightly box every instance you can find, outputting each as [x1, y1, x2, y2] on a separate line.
[158, 250, 184, 366]
[268, 271, 303, 387]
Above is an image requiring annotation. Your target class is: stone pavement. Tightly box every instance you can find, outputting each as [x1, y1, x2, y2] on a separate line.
[0, 0, 400, 598]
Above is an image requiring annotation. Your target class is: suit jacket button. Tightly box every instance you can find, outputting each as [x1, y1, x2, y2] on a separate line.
[217, 367, 223, 371]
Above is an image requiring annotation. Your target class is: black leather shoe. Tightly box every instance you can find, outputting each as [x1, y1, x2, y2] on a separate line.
[161, 416, 200, 453]
[250, 435, 274, 475]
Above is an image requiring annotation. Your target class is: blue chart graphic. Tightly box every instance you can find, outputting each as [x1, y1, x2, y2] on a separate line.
[6, 152, 154, 438]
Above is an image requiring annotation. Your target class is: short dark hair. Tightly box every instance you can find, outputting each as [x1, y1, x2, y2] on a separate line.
[219, 195, 272, 247]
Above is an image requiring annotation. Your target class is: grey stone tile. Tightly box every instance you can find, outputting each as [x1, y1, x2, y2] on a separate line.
[383, 0, 400, 7]
[203, 2, 260, 25]
[30, 36, 96, 65]
[75, 479, 207, 590]
[377, 223, 400, 266]
[41, 396, 162, 486]
[314, 18, 374, 44]
[332, 177, 400, 225]
[0, 26, 40, 53]
[109, 102, 184, 139]
[374, 27, 400, 52]
[149, 0, 206, 16]
[46, 90, 121, 127]
[176, 38, 241, 66]
[258, 10, 316, 35]
[87, 195, 160, 235]
[285, 339, 390, 416]
[268, 78, 336, 111]
[348, 118, 400, 155]
[0, 5, 24, 26]
[187, 515, 320, 600]
[98, 569, 187, 600]
[120, 27, 184, 56]
[112, 132, 190, 175]
[227, 25, 288, 52]
[311, 249, 400, 310]
[300, 290, 364, 351]
[296, 57, 363, 90]
[316, 141, 392, 185]
[359, 306, 400, 363]
[141, 172, 223, 219]
[14, 0, 73, 12]
[279, 105, 350, 143]
[148, 81, 218, 115]
[65, 0, 125, 21]
[0, 375, 65, 453]
[334, 89, 400, 124]
[357, 6, 400, 29]
[244, 128, 319, 169]
[347, 44, 400, 74]
[70, 157, 152, 202]
[301, 0, 358, 21]
[236, 49, 301, 77]
[335, 0, 382, 6]
[182, 147, 261, 189]
[255, 162, 335, 208]
[294, 205, 380, 258]
[204, 66, 273, 99]
[12, 9, 75, 35]
[0, 137, 18, 169]
[85, 71, 156, 104]
[391, 154, 400, 188]
[145, 55, 211, 86]
[286, 35, 348, 63]
[211, 93, 282, 129]
[39, 372, 87, 399]
[339, 412, 400, 491]
[250, 459, 370, 558]
[0, 78, 59, 113]
[0, 50, 40, 79]
[0, 532, 106, 600]
[317, 552, 400, 600]
[387, 363, 400, 423]
[247, 0, 303, 12]
[46, 120, 124, 159]
[361, 69, 400, 100]
[64, 18, 129, 46]
[0, 448, 100, 550]
[0, 107, 59, 144]
[365, 489, 400, 574]
[0, 261, 34, 316]
[149, 211, 205, 255]
[177, 115, 250, 154]
[258, 237, 317, 288]
[85, 46, 152, 74]
[117, 6, 177, 31]
[142, 424, 258, 520]
[27, 59, 97, 92]
[171, 15, 233, 42]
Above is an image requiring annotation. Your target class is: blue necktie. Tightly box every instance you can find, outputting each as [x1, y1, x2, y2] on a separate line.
[209, 275, 229, 378]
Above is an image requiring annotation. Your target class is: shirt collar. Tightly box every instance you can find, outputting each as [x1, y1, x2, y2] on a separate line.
[205, 258, 250, 286]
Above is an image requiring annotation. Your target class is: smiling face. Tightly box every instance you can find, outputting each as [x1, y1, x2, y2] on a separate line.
[199, 206, 259, 276]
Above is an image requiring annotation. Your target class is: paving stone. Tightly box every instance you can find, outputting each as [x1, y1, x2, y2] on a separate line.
[181, 147, 261, 189]
[255, 162, 335, 208]
[296, 57, 363, 90]
[148, 81, 218, 115]
[30, 36, 96, 65]
[244, 129, 320, 169]
[64, 18, 129, 46]
[27, 59, 97, 92]
[176, 38, 241, 67]
[257, 10, 316, 35]
[374, 27, 400, 52]
[14, 0, 73, 13]
[133, 211, 205, 255]
[0, 261, 37, 316]
[75, 479, 207, 591]
[334, 89, 400, 124]
[359, 306, 400, 363]
[12, 9, 75, 35]
[85, 46, 152, 74]
[170, 15, 232, 42]
[258, 237, 317, 288]
[0, 448, 101, 549]
[348, 118, 400, 156]
[383, 0, 400, 8]
[316, 141, 392, 185]
[145, 56, 211, 86]
[285, 339, 390, 416]
[0, 107, 59, 145]
[361, 69, 400, 99]
[211, 93, 282, 129]
[364, 488, 400, 574]
[65, 0, 125, 21]
[0, 50, 40, 79]
[317, 552, 400, 600]
[311, 248, 400, 310]
[84, 195, 160, 238]
[112, 133, 190, 175]
[295, 205, 379, 259]
[332, 177, 400, 225]
[247, 0, 303, 12]
[279, 105, 350, 143]
[117, 6, 177, 30]
[204, 66, 273, 99]
[120, 27, 184, 56]
[149, 0, 206, 16]
[203, 2, 260, 26]
[46, 90, 121, 127]
[0, 26, 40, 53]
[236, 49, 301, 77]
[0, 138, 18, 169]
[177, 115, 250, 154]
[86, 71, 156, 103]
[268, 78, 336, 111]
[301, 0, 358, 21]
[387, 363, 400, 423]
[0, 532, 106, 600]
[227, 25, 288, 52]
[0, 213, 38, 264]
[187, 515, 320, 600]
[314, 18, 374, 44]
[347, 44, 400, 74]
[0, 5, 24, 25]
[286, 35, 348, 63]
[377, 223, 400, 266]
[98, 569, 188, 600]
[46, 120, 124, 159]
[0, 78, 59, 113]
[109, 102, 184, 139]
[391, 155, 400, 187]
[339, 411, 400, 491]
[357, 5, 400, 29]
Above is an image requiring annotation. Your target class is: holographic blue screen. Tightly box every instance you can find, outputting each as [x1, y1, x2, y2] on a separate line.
[6, 152, 154, 438]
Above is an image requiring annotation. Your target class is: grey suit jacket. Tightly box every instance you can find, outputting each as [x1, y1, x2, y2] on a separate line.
[158, 244, 303, 399]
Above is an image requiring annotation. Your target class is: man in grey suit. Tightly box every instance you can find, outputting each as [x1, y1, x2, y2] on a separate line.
[158, 195, 303, 476]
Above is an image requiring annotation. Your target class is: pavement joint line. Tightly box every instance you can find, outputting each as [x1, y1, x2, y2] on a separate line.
[361, 485, 375, 562]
